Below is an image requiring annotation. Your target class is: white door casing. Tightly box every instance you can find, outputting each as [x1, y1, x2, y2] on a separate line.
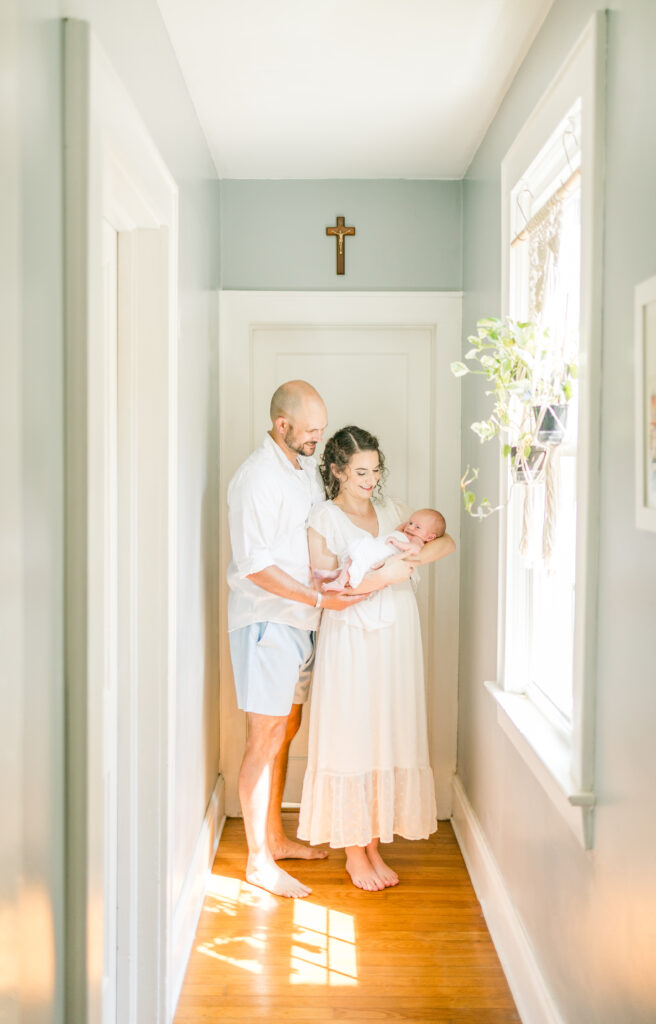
[64, 21, 178, 1024]
[219, 291, 461, 820]
[100, 219, 119, 1024]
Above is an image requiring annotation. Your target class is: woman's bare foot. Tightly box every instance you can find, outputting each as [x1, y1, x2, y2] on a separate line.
[366, 843, 399, 887]
[246, 857, 311, 898]
[345, 847, 385, 891]
[268, 834, 328, 861]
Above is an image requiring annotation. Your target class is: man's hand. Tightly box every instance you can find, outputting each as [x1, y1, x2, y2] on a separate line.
[320, 591, 369, 610]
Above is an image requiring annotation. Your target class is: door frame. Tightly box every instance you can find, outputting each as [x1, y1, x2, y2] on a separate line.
[64, 20, 178, 1024]
[218, 290, 462, 820]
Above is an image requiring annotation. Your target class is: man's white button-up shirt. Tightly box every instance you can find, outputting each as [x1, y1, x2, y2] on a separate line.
[227, 433, 325, 632]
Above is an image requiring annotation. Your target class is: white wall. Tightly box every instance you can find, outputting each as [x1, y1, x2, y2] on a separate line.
[3, 2, 222, 1020]
[1, 5, 67, 1022]
[458, 1, 656, 1020]
[60, 0, 223, 959]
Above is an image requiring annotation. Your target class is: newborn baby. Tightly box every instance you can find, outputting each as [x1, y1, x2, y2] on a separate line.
[319, 507, 446, 591]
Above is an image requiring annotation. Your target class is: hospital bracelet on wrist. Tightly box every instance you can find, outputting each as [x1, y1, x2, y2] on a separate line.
[315, 591, 323, 608]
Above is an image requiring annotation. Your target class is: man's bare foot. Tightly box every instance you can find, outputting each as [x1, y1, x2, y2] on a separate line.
[345, 848, 385, 891]
[366, 844, 399, 887]
[246, 858, 311, 899]
[269, 835, 329, 861]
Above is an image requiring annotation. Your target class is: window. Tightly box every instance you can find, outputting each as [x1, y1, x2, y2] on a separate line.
[489, 14, 606, 849]
[505, 101, 581, 726]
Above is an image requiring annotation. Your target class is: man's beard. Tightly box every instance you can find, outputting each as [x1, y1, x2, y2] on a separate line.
[284, 428, 317, 456]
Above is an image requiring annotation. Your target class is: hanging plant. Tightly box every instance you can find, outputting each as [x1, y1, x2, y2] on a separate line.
[451, 316, 577, 519]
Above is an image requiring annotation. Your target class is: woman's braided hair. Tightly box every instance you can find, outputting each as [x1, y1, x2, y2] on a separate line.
[320, 425, 387, 500]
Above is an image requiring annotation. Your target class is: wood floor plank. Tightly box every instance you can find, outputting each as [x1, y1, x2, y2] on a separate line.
[173, 816, 519, 1024]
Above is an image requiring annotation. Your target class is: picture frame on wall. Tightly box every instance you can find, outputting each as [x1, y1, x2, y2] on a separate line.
[635, 274, 656, 532]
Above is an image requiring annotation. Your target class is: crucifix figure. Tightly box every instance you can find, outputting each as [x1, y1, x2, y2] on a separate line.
[326, 216, 355, 275]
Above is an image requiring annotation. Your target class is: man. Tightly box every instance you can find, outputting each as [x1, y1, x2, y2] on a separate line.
[226, 380, 367, 898]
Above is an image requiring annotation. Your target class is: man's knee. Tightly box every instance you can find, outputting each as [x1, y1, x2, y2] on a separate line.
[245, 714, 288, 760]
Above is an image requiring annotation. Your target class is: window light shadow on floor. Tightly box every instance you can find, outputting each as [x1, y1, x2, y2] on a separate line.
[198, 872, 358, 986]
[291, 900, 357, 985]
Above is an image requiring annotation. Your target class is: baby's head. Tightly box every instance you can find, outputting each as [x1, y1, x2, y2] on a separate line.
[403, 508, 446, 544]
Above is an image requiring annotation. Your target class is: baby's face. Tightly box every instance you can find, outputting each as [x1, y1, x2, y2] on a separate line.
[403, 513, 435, 543]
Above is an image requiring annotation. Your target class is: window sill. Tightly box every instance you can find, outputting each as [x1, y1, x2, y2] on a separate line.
[484, 681, 595, 849]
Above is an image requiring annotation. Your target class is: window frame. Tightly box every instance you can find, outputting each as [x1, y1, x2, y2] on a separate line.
[507, 143, 581, 724]
[488, 12, 606, 849]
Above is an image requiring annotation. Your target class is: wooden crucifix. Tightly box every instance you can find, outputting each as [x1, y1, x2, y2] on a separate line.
[326, 216, 355, 275]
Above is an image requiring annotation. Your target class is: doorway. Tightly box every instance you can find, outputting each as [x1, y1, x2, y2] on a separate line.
[218, 290, 461, 820]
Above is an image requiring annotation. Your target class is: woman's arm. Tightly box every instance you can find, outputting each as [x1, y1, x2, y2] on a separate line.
[304, 527, 369, 609]
[308, 526, 339, 573]
[337, 556, 415, 595]
[308, 525, 414, 595]
[404, 531, 456, 565]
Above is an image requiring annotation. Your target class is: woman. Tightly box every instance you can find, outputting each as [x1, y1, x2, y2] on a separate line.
[297, 426, 455, 891]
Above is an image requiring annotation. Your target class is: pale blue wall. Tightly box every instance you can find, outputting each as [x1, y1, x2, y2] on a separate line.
[62, 0, 224, 934]
[458, 1, 656, 1021]
[220, 179, 462, 290]
[11, 3, 221, 1020]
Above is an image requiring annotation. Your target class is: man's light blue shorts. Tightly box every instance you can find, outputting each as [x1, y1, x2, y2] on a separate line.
[229, 622, 315, 717]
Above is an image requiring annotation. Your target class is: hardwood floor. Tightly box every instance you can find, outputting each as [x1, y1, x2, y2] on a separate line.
[174, 814, 519, 1024]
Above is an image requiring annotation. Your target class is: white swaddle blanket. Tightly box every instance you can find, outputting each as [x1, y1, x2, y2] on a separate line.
[346, 530, 408, 587]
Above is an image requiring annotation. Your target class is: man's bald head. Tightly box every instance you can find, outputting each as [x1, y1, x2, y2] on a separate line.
[269, 380, 324, 423]
[269, 380, 327, 463]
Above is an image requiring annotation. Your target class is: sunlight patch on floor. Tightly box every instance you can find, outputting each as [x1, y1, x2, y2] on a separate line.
[205, 872, 281, 911]
[290, 900, 358, 986]
[196, 936, 263, 974]
[195, 873, 358, 985]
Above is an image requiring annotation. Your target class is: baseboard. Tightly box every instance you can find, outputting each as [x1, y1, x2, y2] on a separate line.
[170, 773, 226, 1019]
[451, 776, 564, 1024]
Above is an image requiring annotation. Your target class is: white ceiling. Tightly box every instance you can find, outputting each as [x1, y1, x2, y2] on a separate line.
[157, 0, 555, 180]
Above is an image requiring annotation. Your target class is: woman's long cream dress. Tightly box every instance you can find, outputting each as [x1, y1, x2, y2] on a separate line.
[297, 496, 437, 848]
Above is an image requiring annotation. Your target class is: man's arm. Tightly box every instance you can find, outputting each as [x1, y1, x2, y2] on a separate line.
[247, 565, 367, 610]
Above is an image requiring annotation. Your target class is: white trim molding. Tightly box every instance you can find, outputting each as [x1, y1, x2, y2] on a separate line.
[496, 11, 606, 848]
[634, 274, 656, 532]
[171, 774, 226, 1017]
[451, 776, 565, 1024]
[64, 19, 179, 1024]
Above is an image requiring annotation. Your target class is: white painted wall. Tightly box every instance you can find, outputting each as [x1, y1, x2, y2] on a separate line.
[458, 1, 656, 1020]
[56, 9, 223, 922]
[5, 2, 221, 1020]
[59, 0, 223, 991]
[1, 5, 67, 1022]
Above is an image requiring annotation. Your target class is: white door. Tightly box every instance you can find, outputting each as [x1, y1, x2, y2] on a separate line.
[101, 219, 119, 1024]
[219, 292, 461, 818]
[252, 326, 432, 800]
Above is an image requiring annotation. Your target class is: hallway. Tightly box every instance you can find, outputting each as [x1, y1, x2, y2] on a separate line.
[174, 814, 519, 1023]
[7, 3, 656, 1022]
